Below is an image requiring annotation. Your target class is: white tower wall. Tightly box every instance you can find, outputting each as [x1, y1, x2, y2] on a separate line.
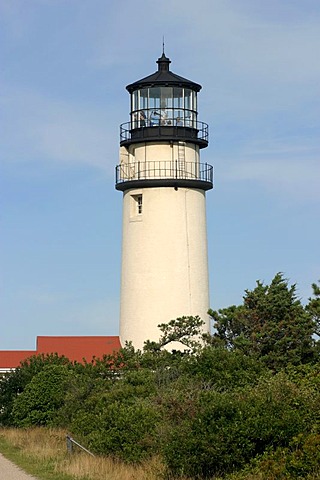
[119, 142, 210, 349]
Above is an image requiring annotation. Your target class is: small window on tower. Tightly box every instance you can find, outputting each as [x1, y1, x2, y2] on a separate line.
[131, 194, 143, 218]
[136, 194, 143, 214]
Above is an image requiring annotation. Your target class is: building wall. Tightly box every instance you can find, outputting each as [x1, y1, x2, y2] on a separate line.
[119, 185, 210, 349]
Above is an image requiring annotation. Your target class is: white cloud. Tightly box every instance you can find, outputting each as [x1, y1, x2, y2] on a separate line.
[222, 138, 320, 201]
[0, 85, 116, 173]
[156, 0, 320, 88]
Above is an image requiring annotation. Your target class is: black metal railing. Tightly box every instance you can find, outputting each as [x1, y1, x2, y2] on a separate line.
[120, 120, 209, 146]
[115, 160, 213, 187]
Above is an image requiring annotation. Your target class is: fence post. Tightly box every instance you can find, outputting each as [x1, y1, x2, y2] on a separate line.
[66, 435, 73, 454]
[66, 434, 95, 457]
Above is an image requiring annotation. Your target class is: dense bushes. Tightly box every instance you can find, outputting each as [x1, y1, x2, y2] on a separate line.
[66, 368, 160, 462]
[229, 433, 320, 480]
[73, 400, 159, 462]
[160, 371, 320, 478]
[12, 364, 71, 427]
[1, 274, 320, 478]
[0, 353, 71, 425]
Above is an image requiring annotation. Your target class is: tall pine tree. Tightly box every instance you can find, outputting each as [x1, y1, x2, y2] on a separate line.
[209, 273, 315, 369]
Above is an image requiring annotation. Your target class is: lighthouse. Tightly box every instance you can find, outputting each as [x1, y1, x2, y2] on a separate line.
[115, 51, 213, 350]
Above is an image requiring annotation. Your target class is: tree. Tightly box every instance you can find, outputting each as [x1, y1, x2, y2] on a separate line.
[184, 346, 267, 390]
[144, 315, 205, 353]
[209, 273, 315, 369]
[0, 353, 71, 426]
[306, 280, 320, 337]
[162, 372, 319, 478]
[12, 364, 71, 427]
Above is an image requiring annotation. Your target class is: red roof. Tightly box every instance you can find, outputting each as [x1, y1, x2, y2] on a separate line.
[0, 351, 35, 368]
[37, 336, 121, 363]
[0, 336, 121, 368]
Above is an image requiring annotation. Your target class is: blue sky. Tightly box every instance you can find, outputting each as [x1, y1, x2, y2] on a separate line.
[1, 0, 319, 349]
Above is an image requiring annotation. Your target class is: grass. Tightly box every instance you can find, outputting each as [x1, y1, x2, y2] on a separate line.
[0, 427, 165, 480]
[3, 427, 320, 480]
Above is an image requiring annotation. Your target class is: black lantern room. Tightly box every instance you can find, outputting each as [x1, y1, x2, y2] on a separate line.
[120, 52, 209, 149]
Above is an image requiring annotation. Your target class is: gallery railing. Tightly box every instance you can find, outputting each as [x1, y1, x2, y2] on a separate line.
[120, 119, 209, 146]
[115, 160, 213, 188]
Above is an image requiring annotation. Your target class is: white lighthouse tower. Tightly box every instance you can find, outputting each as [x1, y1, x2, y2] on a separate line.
[116, 51, 213, 350]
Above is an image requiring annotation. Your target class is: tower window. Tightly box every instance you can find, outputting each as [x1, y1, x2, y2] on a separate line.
[131, 194, 143, 216]
[136, 195, 143, 214]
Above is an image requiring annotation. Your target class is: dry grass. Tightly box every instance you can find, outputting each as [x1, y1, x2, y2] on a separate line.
[8, 427, 320, 480]
[58, 454, 165, 480]
[0, 427, 166, 480]
[1, 426, 65, 461]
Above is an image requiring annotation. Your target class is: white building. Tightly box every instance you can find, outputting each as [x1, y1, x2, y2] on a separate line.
[116, 52, 213, 350]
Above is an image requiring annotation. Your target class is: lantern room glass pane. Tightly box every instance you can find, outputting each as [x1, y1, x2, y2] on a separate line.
[139, 88, 148, 110]
[192, 91, 197, 111]
[130, 85, 198, 129]
[160, 87, 173, 108]
[173, 87, 183, 109]
[148, 87, 161, 109]
[132, 90, 138, 112]
[159, 87, 172, 123]
[184, 89, 192, 110]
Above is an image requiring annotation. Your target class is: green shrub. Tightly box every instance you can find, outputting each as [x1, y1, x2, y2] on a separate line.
[162, 372, 319, 478]
[12, 364, 71, 427]
[184, 347, 268, 390]
[230, 434, 320, 479]
[0, 353, 71, 426]
[73, 399, 159, 463]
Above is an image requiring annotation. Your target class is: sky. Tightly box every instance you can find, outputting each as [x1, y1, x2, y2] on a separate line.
[1, 0, 319, 350]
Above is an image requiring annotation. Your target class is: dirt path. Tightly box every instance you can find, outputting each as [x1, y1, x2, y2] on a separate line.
[0, 453, 38, 480]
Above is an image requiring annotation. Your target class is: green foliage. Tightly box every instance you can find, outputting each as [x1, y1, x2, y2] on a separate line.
[151, 315, 205, 352]
[183, 347, 267, 390]
[1, 277, 320, 478]
[162, 372, 320, 478]
[307, 280, 320, 339]
[210, 273, 315, 369]
[228, 434, 320, 479]
[0, 353, 71, 426]
[12, 364, 71, 427]
[74, 400, 159, 463]
[68, 368, 160, 462]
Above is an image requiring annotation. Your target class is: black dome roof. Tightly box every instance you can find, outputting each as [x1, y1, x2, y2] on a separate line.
[126, 53, 202, 93]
